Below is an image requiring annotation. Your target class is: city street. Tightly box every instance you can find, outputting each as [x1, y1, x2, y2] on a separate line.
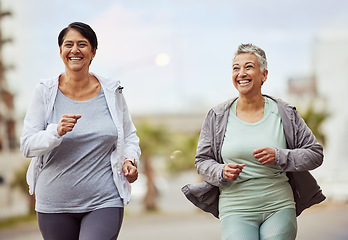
[0, 202, 347, 240]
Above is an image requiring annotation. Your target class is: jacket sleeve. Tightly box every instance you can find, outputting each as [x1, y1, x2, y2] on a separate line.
[120, 93, 141, 166]
[195, 110, 226, 187]
[275, 110, 324, 172]
[20, 84, 63, 158]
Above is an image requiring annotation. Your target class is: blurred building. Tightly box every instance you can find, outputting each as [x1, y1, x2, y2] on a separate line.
[287, 29, 348, 202]
[0, 2, 29, 220]
[133, 113, 205, 134]
[314, 29, 348, 201]
[0, 0, 16, 152]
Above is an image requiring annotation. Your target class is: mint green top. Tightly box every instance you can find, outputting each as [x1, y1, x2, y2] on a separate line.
[219, 97, 295, 219]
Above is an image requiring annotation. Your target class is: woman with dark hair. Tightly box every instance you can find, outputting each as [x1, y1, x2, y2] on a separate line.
[182, 43, 325, 240]
[20, 22, 140, 240]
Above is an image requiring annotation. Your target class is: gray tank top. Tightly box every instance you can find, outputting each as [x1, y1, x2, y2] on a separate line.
[35, 88, 123, 213]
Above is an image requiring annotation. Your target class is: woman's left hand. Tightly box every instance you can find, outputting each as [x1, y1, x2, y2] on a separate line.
[122, 160, 138, 183]
[253, 147, 275, 165]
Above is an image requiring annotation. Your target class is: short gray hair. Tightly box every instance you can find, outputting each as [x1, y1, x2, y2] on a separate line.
[234, 43, 268, 72]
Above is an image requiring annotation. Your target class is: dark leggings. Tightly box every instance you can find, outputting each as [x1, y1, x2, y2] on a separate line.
[37, 207, 124, 240]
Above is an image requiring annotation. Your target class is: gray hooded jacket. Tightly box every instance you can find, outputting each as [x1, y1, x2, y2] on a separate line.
[182, 95, 325, 218]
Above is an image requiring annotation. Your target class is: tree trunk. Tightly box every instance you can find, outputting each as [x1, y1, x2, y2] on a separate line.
[29, 194, 36, 214]
[143, 154, 158, 211]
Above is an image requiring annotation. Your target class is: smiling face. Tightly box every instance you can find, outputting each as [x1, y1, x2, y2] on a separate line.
[60, 29, 96, 73]
[232, 53, 268, 97]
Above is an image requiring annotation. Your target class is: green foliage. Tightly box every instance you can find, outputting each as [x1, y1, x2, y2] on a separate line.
[0, 213, 36, 229]
[299, 104, 329, 146]
[135, 121, 171, 158]
[167, 133, 199, 173]
[10, 162, 36, 214]
[10, 163, 29, 193]
[135, 120, 199, 173]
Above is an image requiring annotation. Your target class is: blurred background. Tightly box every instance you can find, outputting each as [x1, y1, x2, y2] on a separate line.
[0, 0, 348, 239]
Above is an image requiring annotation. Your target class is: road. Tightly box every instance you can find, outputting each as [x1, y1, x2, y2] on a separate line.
[0, 203, 348, 240]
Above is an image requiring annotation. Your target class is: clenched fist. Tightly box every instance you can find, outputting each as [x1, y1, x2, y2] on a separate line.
[57, 114, 81, 136]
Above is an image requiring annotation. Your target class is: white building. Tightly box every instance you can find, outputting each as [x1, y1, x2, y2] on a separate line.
[313, 30, 348, 201]
[288, 30, 348, 201]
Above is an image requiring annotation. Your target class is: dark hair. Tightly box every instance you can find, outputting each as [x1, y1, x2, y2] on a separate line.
[58, 22, 98, 52]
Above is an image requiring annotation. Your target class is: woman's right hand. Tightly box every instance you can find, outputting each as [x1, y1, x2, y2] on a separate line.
[57, 114, 81, 136]
[224, 163, 245, 181]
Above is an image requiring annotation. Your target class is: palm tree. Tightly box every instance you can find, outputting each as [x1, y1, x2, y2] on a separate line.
[135, 121, 170, 211]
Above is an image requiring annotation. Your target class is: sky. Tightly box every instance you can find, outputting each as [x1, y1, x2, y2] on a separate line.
[2, 0, 348, 116]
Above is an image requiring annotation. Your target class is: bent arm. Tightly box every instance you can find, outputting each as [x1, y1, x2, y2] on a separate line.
[275, 111, 324, 172]
[195, 111, 226, 187]
[20, 85, 63, 158]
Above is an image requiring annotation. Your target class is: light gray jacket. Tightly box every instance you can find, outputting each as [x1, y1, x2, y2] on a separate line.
[182, 95, 325, 218]
[20, 73, 141, 205]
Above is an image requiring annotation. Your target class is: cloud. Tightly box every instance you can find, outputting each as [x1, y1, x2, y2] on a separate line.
[89, 5, 188, 113]
[9, 0, 348, 115]
[91, 4, 173, 72]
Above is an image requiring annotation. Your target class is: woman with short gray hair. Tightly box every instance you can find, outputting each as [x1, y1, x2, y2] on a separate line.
[182, 43, 325, 240]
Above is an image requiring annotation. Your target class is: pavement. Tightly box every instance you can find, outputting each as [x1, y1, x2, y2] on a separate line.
[0, 202, 348, 240]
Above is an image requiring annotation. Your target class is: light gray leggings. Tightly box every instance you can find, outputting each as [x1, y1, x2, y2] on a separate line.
[220, 208, 297, 240]
[37, 207, 124, 240]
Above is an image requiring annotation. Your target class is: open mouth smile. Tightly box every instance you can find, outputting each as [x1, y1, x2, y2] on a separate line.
[237, 80, 251, 86]
[68, 57, 83, 61]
